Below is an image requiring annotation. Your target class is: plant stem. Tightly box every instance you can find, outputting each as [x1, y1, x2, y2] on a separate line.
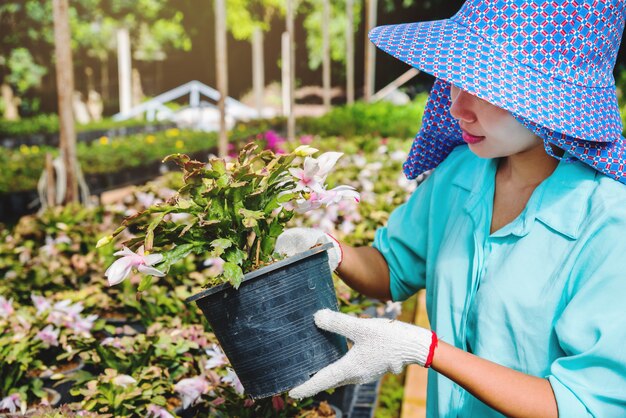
[255, 238, 261, 266]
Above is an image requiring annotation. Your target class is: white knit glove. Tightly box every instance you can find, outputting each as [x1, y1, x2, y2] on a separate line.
[289, 309, 438, 399]
[274, 227, 343, 271]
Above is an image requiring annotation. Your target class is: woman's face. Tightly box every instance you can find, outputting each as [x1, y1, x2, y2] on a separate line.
[449, 84, 542, 158]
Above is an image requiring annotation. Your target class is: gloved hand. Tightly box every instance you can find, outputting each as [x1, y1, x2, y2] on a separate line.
[289, 309, 438, 399]
[274, 227, 343, 271]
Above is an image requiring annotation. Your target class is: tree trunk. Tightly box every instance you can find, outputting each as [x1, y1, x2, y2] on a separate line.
[215, 0, 228, 157]
[322, 0, 331, 111]
[363, 0, 377, 102]
[100, 55, 109, 102]
[117, 27, 132, 115]
[286, 0, 296, 142]
[132, 67, 144, 108]
[252, 27, 265, 117]
[346, 0, 355, 105]
[1, 83, 20, 121]
[52, 0, 79, 204]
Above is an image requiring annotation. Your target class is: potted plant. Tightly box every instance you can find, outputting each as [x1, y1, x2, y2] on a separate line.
[99, 143, 360, 399]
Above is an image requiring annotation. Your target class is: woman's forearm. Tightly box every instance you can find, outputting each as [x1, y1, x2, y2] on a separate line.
[335, 243, 392, 301]
[431, 341, 558, 418]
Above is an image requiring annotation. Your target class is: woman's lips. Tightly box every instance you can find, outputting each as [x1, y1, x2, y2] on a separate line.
[462, 131, 484, 144]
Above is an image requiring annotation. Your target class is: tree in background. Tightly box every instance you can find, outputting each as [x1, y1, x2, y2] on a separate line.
[0, 0, 192, 120]
[226, 0, 285, 114]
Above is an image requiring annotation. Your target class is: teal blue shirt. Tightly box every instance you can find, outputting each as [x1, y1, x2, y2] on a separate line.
[373, 145, 626, 417]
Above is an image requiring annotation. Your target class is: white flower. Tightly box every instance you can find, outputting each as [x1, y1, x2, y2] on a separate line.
[105, 245, 165, 286]
[202, 257, 225, 278]
[0, 296, 14, 319]
[385, 301, 403, 317]
[36, 325, 60, 347]
[31, 294, 52, 315]
[146, 404, 175, 418]
[204, 344, 228, 370]
[221, 368, 244, 395]
[68, 314, 98, 335]
[112, 374, 137, 388]
[0, 394, 22, 414]
[174, 376, 210, 409]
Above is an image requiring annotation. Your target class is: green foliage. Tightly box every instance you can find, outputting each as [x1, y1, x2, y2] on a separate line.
[110, 142, 314, 289]
[375, 373, 405, 418]
[4, 48, 46, 94]
[226, 0, 285, 41]
[302, 0, 362, 70]
[299, 95, 428, 138]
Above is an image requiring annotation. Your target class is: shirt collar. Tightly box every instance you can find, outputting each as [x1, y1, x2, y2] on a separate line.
[451, 153, 598, 240]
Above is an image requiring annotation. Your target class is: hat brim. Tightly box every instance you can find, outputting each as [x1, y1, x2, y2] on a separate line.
[369, 19, 623, 143]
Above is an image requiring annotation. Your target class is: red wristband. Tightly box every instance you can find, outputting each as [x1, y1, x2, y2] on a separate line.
[424, 331, 438, 368]
[326, 233, 343, 269]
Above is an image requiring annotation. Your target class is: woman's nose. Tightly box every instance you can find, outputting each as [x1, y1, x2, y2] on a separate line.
[449, 87, 477, 123]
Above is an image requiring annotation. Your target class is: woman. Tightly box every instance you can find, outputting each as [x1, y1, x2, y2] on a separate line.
[276, 0, 626, 416]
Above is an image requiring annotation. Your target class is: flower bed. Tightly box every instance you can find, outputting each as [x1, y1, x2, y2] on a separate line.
[0, 133, 419, 417]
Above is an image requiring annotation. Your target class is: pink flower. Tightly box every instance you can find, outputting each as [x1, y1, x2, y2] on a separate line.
[46, 300, 83, 326]
[299, 135, 314, 144]
[211, 397, 226, 406]
[272, 395, 285, 411]
[203, 257, 225, 278]
[36, 325, 60, 347]
[289, 152, 343, 193]
[174, 376, 210, 409]
[222, 368, 244, 395]
[146, 405, 175, 418]
[204, 344, 228, 370]
[0, 296, 14, 319]
[105, 246, 165, 286]
[68, 314, 98, 334]
[31, 294, 52, 315]
[0, 393, 22, 414]
[318, 185, 360, 206]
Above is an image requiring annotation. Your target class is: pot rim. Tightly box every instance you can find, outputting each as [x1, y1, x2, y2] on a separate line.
[186, 242, 334, 303]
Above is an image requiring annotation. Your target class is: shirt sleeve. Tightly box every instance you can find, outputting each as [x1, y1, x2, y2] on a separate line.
[547, 216, 626, 417]
[372, 171, 435, 302]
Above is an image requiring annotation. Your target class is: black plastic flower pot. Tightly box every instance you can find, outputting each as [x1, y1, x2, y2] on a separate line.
[186, 242, 348, 399]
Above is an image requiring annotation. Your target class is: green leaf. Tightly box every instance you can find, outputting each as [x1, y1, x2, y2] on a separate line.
[216, 174, 230, 188]
[223, 262, 244, 289]
[145, 211, 168, 251]
[159, 243, 197, 272]
[239, 208, 265, 228]
[138, 275, 153, 292]
[224, 247, 246, 265]
[211, 239, 233, 256]
[211, 158, 226, 175]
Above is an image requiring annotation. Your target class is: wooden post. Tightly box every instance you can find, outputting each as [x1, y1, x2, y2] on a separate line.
[52, 0, 79, 204]
[363, 0, 377, 102]
[117, 27, 132, 115]
[346, 0, 355, 105]
[252, 27, 265, 117]
[322, 0, 331, 111]
[286, 0, 296, 142]
[45, 153, 56, 207]
[215, 0, 228, 157]
[281, 32, 290, 118]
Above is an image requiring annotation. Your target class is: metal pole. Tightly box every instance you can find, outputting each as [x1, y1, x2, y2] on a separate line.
[52, 0, 79, 204]
[215, 0, 229, 157]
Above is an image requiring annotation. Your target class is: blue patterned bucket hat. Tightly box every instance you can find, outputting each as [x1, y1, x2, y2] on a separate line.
[369, 0, 626, 184]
